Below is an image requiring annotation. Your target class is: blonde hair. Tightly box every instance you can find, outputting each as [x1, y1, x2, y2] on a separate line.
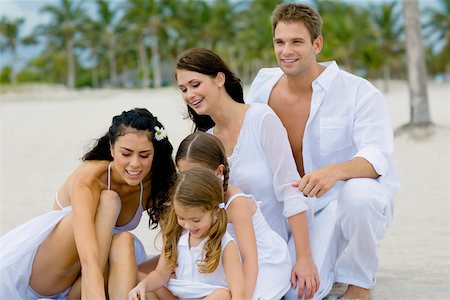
[162, 167, 227, 273]
[175, 132, 230, 192]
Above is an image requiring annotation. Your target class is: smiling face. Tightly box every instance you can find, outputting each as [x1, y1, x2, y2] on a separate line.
[110, 131, 154, 186]
[174, 200, 215, 240]
[273, 21, 322, 76]
[176, 69, 223, 116]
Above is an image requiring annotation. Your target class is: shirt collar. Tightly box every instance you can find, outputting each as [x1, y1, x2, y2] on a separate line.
[178, 230, 209, 250]
[313, 61, 339, 92]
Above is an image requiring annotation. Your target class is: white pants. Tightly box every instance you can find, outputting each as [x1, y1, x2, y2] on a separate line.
[285, 178, 394, 299]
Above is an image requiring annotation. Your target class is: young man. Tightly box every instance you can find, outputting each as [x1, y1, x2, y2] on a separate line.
[246, 3, 400, 300]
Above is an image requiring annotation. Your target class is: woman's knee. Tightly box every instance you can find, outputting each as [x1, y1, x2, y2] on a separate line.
[98, 190, 121, 215]
[109, 232, 135, 262]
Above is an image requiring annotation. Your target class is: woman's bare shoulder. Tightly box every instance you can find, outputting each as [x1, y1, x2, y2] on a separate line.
[68, 160, 110, 187]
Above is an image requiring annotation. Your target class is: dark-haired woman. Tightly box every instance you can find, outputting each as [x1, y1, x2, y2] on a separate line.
[0, 108, 176, 300]
[175, 48, 320, 297]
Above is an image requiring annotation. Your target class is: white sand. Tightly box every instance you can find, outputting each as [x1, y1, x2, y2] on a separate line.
[0, 81, 449, 298]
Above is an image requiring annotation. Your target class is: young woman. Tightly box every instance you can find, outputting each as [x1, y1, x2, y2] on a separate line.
[0, 108, 176, 300]
[129, 167, 244, 300]
[176, 131, 292, 299]
[175, 48, 319, 298]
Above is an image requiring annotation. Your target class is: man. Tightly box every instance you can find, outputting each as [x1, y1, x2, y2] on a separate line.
[246, 3, 400, 300]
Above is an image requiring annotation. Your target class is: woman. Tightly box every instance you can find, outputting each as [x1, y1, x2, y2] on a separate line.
[175, 48, 319, 298]
[0, 108, 176, 299]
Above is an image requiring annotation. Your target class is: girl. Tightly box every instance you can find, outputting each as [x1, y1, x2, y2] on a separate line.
[0, 108, 176, 299]
[129, 167, 244, 300]
[175, 48, 319, 298]
[176, 131, 292, 299]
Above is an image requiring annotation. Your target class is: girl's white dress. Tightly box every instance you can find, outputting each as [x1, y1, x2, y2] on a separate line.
[0, 163, 148, 299]
[225, 193, 291, 300]
[166, 230, 234, 300]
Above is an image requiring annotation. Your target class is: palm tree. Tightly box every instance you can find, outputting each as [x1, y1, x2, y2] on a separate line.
[95, 0, 120, 86]
[0, 16, 24, 84]
[370, 1, 403, 91]
[314, 1, 374, 73]
[402, 0, 432, 126]
[423, 0, 449, 79]
[39, 0, 86, 88]
[122, 0, 174, 88]
[79, 16, 103, 88]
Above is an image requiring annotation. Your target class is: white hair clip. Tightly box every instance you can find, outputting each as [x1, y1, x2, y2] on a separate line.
[218, 202, 225, 209]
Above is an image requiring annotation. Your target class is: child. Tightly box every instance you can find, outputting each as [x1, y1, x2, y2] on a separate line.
[129, 167, 244, 300]
[175, 132, 292, 300]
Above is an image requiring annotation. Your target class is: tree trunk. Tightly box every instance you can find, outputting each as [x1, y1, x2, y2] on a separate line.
[10, 43, 17, 85]
[138, 35, 150, 88]
[108, 36, 118, 86]
[383, 64, 390, 93]
[402, 0, 432, 126]
[150, 18, 162, 88]
[66, 38, 76, 89]
[91, 47, 99, 88]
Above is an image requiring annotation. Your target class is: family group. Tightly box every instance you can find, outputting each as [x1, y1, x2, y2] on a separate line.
[0, 3, 399, 300]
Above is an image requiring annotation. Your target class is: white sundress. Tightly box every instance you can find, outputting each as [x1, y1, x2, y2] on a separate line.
[166, 231, 235, 300]
[0, 162, 148, 299]
[225, 193, 292, 300]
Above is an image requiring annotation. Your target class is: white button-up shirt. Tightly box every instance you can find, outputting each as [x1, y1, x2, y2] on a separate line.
[246, 61, 400, 212]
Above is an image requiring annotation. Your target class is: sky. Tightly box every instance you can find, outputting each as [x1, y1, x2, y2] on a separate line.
[0, 0, 443, 70]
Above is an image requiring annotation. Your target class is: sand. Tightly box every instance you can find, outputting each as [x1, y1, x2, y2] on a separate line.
[0, 80, 449, 299]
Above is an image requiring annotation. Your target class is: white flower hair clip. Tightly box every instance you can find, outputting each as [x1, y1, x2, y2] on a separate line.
[218, 202, 225, 209]
[154, 126, 167, 141]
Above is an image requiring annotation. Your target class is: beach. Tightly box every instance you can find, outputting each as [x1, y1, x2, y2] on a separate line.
[0, 80, 449, 299]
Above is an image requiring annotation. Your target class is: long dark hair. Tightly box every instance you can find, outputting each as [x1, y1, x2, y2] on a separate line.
[83, 108, 176, 228]
[175, 48, 244, 132]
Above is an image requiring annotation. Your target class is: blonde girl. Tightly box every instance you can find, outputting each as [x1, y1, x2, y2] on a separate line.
[175, 132, 292, 300]
[129, 167, 244, 300]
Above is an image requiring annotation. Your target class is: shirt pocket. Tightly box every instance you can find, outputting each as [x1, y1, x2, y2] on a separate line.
[320, 117, 353, 155]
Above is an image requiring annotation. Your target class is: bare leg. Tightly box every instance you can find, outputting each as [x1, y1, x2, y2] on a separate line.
[340, 285, 371, 300]
[108, 232, 138, 300]
[30, 190, 121, 296]
[152, 287, 178, 300]
[138, 255, 160, 280]
[204, 288, 231, 300]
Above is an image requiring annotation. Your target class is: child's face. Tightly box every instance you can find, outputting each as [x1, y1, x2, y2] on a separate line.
[174, 201, 215, 240]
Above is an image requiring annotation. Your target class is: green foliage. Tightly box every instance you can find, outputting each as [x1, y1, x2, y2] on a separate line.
[0, 66, 11, 83]
[13, 0, 448, 87]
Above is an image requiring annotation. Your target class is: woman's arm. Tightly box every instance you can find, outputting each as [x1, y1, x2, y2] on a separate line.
[226, 196, 258, 299]
[222, 241, 246, 299]
[129, 253, 173, 300]
[71, 178, 106, 299]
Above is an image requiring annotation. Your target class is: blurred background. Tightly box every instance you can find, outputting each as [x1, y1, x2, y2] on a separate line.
[0, 0, 448, 90]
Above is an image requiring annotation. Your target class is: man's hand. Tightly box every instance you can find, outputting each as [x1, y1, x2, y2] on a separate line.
[293, 165, 339, 198]
[291, 255, 320, 299]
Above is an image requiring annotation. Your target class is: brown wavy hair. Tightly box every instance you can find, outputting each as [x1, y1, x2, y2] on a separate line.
[162, 167, 227, 273]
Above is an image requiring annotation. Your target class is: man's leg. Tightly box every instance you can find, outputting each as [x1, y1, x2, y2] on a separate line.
[335, 178, 393, 299]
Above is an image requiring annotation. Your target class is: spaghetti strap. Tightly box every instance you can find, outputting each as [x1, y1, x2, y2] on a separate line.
[55, 192, 64, 209]
[107, 161, 112, 190]
[224, 193, 252, 209]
